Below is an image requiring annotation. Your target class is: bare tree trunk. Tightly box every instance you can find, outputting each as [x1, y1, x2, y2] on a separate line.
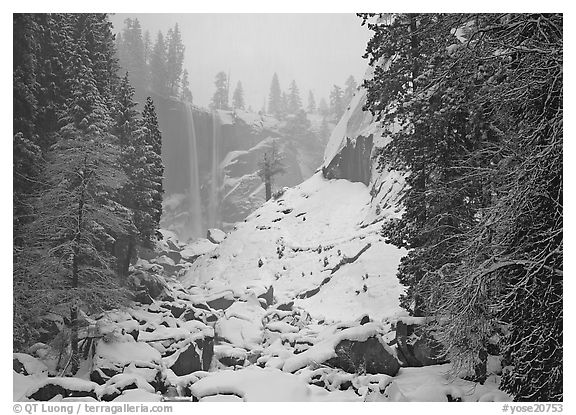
[265, 176, 272, 201]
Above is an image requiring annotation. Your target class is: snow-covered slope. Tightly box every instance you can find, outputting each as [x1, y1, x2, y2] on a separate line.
[181, 172, 406, 322]
[181, 85, 408, 323]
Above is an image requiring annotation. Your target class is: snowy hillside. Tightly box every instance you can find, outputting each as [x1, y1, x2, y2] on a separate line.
[182, 172, 406, 322]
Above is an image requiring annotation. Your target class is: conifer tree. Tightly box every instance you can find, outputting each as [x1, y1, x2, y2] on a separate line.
[257, 140, 286, 201]
[343, 75, 357, 106]
[329, 85, 344, 120]
[166, 23, 185, 96]
[180, 69, 193, 103]
[150, 31, 169, 96]
[268, 72, 282, 117]
[15, 13, 131, 370]
[232, 80, 245, 110]
[287, 80, 302, 114]
[318, 97, 329, 117]
[210, 71, 229, 110]
[118, 18, 146, 91]
[307, 90, 316, 113]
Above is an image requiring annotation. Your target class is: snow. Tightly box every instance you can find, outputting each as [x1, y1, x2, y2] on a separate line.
[182, 171, 407, 322]
[207, 228, 226, 243]
[190, 366, 359, 401]
[24, 376, 99, 400]
[179, 238, 217, 260]
[13, 353, 48, 376]
[94, 335, 162, 369]
[112, 389, 162, 402]
[375, 364, 512, 402]
[282, 322, 390, 373]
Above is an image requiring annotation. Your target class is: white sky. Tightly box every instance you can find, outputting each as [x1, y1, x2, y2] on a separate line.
[109, 13, 371, 110]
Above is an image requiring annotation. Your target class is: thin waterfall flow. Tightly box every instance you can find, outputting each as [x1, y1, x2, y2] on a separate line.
[185, 103, 203, 238]
[209, 111, 221, 229]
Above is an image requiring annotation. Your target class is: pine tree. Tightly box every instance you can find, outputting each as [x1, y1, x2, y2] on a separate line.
[287, 80, 302, 114]
[307, 90, 316, 113]
[166, 23, 185, 96]
[268, 72, 282, 117]
[210, 71, 229, 110]
[280, 92, 289, 118]
[128, 97, 164, 247]
[150, 31, 169, 96]
[343, 75, 357, 106]
[257, 140, 286, 201]
[118, 18, 146, 91]
[232, 80, 245, 110]
[329, 85, 344, 120]
[180, 69, 193, 103]
[15, 13, 131, 369]
[318, 97, 329, 117]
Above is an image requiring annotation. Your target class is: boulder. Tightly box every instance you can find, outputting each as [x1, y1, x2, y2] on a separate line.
[27, 378, 99, 401]
[13, 353, 48, 376]
[395, 320, 447, 367]
[169, 343, 202, 376]
[257, 285, 274, 308]
[127, 270, 168, 300]
[326, 336, 400, 376]
[207, 228, 226, 244]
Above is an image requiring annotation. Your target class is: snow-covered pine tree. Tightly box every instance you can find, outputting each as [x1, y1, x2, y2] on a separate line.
[329, 85, 344, 121]
[180, 69, 193, 103]
[150, 31, 169, 96]
[117, 18, 146, 92]
[15, 14, 131, 372]
[343, 75, 357, 106]
[210, 71, 229, 110]
[132, 96, 164, 246]
[268, 72, 282, 117]
[232, 80, 245, 110]
[166, 23, 185, 97]
[307, 90, 316, 114]
[288, 80, 302, 114]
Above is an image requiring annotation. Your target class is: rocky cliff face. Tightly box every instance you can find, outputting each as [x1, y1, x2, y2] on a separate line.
[152, 93, 326, 241]
[322, 87, 405, 226]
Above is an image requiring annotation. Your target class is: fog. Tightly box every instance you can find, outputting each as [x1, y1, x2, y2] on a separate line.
[110, 13, 371, 109]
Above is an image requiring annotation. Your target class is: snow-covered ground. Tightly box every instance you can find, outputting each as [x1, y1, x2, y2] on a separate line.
[181, 171, 406, 322]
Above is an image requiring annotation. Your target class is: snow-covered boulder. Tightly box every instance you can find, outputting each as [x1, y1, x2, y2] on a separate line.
[283, 323, 400, 376]
[207, 228, 226, 244]
[13, 353, 48, 376]
[90, 334, 166, 391]
[26, 377, 100, 401]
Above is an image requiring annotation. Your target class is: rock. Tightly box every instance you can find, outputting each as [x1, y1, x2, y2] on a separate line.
[276, 302, 294, 312]
[323, 135, 373, 186]
[127, 270, 168, 300]
[207, 295, 235, 311]
[326, 337, 400, 376]
[27, 378, 99, 401]
[257, 285, 274, 308]
[169, 343, 202, 376]
[395, 320, 447, 367]
[133, 290, 154, 305]
[207, 228, 226, 244]
[13, 353, 49, 376]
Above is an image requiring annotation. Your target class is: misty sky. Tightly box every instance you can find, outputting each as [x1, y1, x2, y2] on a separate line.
[110, 14, 371, 110]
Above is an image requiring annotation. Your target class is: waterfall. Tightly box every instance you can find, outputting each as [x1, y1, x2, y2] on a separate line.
[184, 103, 203, 238]
[208, 111, 221, 229]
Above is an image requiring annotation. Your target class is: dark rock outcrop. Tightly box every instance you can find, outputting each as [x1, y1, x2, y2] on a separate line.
[326, 336, 400, 376]
[323, 135, 373, 186]
[395, 320, 447, 367]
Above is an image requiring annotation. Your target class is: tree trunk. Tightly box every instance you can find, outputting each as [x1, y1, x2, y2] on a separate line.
[70, 304, 79, 374]
[265, 176, 272, 201]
